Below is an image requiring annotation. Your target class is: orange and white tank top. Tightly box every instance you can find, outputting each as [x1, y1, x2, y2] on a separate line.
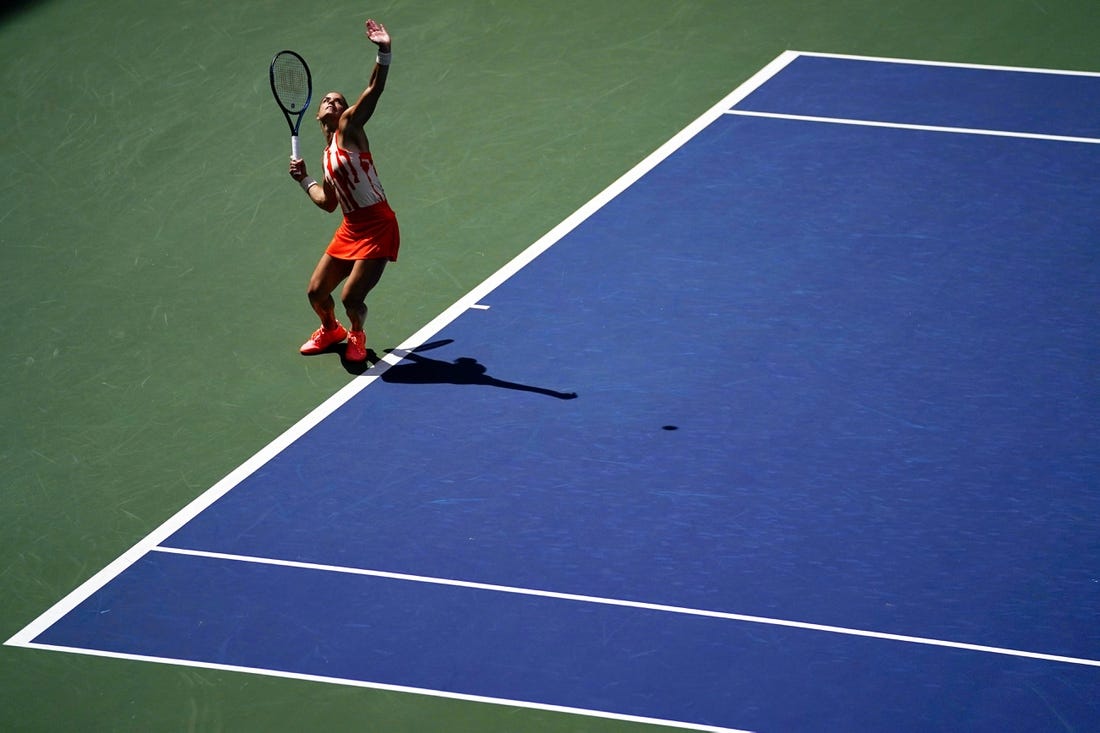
[322, 135, 387, 214]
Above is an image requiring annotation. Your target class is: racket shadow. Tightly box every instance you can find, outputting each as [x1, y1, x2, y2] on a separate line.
[380, 340, 577, 400]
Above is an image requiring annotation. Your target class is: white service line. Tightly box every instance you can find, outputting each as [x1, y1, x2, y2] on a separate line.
[797, 50, 1100, 78]
[725, 109, 1100, 145]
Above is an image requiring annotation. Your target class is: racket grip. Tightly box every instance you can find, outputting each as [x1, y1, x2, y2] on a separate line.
[291, 135, 300, 160]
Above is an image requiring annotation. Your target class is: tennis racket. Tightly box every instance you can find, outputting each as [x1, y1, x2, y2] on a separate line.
[269, 50, 313, 160]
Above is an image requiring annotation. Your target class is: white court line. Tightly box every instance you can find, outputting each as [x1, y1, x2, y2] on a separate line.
[4, 49, 800, 645]
[725, 109, 1100, 145]
[797, 50, 1100, 78]
[152, 546, 1100, 670]
[14, 642, 751, 733]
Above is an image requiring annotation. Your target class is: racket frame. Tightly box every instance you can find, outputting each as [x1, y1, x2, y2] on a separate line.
[269, 49, 313, 159]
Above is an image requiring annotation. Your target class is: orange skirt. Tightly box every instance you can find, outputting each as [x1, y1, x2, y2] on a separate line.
[326, 200, 400, 261]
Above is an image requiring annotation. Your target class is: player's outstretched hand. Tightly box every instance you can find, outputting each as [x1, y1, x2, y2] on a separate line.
[366, 19, 390, 49]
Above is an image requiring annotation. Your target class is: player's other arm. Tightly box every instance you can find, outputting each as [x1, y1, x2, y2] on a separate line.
[289, 158, 339, 212]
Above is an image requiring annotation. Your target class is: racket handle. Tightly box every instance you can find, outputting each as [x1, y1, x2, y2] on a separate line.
[291, 135, 300, 160]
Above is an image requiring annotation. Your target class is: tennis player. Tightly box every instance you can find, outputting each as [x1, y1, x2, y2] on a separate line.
[288, 17, 398, 363]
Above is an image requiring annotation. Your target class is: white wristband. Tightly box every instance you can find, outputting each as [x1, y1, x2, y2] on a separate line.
[377, 51, 392, 66]
[299, 176, 318, 192]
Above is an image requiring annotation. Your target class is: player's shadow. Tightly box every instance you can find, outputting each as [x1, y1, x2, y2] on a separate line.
[381, 340, 577, 400]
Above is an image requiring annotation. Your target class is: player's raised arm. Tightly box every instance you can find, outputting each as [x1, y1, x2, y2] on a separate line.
[347, 18, 391, 129]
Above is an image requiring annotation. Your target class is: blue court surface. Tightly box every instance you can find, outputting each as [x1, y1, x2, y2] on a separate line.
[8, 52, 1100, 732]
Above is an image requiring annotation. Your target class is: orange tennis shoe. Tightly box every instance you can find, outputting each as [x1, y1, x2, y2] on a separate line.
[299, 323, 348, 355]
[345, 330, 367, 362]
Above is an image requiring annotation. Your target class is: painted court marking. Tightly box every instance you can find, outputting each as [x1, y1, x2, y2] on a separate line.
[725, 109, 1100, 144]
[20, 641, 751, 733]
[8, 50, 1099, 730]
[152, 546, 1100, 669]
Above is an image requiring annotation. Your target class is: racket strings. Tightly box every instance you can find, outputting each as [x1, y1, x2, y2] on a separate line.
[272, 55, 309, 112]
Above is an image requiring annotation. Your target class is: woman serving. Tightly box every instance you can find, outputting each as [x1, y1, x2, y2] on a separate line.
[289, 18, 398, 363]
